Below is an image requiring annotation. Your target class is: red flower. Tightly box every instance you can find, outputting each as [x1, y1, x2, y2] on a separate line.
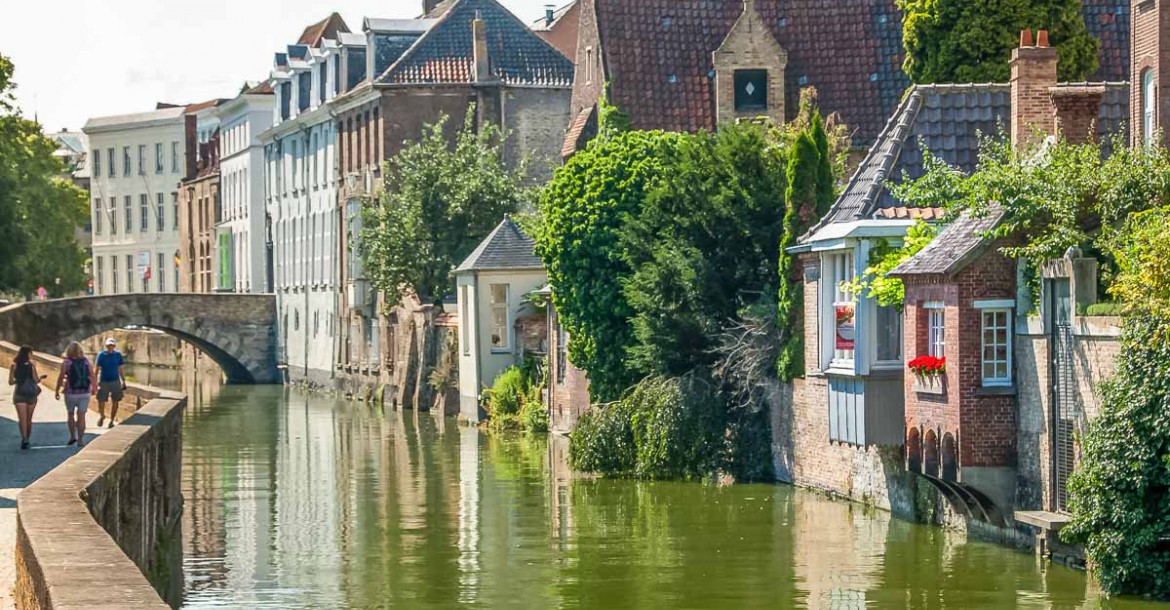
[908, 355, 946, 376]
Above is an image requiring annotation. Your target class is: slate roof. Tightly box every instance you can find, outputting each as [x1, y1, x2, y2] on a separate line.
[802, 81, 1129, 241]
[455, 217, 543, 272]
[594, 0, 909, 143]
[365, 18, 437, 34]
[1083, 0, 1129, 82]
[83, 107, 186, 132]
[888, 208, 1006, 277]
[378, 0, 574, 87]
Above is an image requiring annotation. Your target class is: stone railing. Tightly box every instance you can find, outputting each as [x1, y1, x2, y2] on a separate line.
[1, 341, 183, 609]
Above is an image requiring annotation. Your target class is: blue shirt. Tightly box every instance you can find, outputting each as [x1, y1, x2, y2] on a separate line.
[95, 350, 124, 383]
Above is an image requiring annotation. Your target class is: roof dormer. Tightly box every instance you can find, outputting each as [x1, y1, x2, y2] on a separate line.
[713, 0, 788, 125]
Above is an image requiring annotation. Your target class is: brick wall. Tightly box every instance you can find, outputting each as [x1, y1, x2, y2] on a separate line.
[501, 87, 573, 181]
[1052, 89, 1105, 144]
[1010, 38, 1058, 149]
[536, 1, 581, 62]
[712, 1, 787, 125]
[549, 306, 591, 434]
[568, 0, 606, 121]
[1131, 0, 1167, 146]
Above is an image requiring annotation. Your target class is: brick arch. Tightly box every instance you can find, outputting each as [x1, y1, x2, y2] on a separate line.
[0, 294, 278, 384]
[941, 432, 958, 482]
[923, 429, 940, 478]
[906, 427, 922, 474]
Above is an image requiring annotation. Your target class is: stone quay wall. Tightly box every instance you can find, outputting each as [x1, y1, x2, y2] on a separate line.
[81, 329, 183, 368]
[0, 341, 184, 609]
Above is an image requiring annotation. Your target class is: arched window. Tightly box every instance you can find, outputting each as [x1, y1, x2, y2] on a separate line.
[1144, 69, 1157, 145]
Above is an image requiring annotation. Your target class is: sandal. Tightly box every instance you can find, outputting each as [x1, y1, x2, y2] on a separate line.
[67, 438, 76, 446]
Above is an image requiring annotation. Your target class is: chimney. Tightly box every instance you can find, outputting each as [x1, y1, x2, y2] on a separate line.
[472, 15, 490, 82]
[1010, 29, 1058, 150]
[423, 0, 442, 16]
[1051, 86, 1105, 145]
[545, 4, 556, 26]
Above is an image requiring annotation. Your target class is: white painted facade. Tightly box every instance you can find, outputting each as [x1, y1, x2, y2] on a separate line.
[262, 37, 349, 382]
[84, 108, 185, 296]
[215, 91, 274, 293]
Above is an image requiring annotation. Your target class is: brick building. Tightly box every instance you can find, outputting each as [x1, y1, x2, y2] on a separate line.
[178, 99, 225, 293]
[327, 0, 574, 403]
[530, 1, 581, 61]
[783, 31, 1128, 525]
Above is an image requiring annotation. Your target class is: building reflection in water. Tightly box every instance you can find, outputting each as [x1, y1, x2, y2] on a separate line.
[178, 386, 1128, 610]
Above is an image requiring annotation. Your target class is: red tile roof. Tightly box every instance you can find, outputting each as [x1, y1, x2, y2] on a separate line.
[297, 12, 350, 47]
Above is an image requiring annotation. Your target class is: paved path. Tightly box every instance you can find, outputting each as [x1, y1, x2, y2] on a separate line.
[0, 387, 111, 610]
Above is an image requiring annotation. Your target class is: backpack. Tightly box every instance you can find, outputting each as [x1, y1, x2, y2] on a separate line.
[67, 358, 90, 392]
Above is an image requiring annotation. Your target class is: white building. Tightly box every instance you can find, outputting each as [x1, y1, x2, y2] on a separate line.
[84, 107, 186, 295]
[260, 13, 349, 383]
[215, 83, 274, 293]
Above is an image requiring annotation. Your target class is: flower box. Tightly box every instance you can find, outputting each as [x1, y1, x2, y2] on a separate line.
[913, 373, 947, 395]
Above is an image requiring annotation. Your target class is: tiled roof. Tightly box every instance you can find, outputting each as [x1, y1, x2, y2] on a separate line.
[378, 0, 574, 87]
[1083, 0, 1129, 82]
[530, 0, 577, 31]
[562, 105, 596, 158]
[365, 18, 437, 34]
[455, 217, 543, 272]
[594, 0, 909, 143]
[298, 12, 350, 47]
[803, 82, 1128, 240]
[244, 81, 274, 95]
[889, 207, 1006, 277]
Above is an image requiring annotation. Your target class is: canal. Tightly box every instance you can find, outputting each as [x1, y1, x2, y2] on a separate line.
[125, 366, 1163, 609]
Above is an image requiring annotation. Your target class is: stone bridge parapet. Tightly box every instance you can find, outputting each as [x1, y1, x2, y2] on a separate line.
[0, 294, 278, 383]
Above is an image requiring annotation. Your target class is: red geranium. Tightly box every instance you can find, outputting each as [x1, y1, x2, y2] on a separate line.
[908, 355, 946, 376]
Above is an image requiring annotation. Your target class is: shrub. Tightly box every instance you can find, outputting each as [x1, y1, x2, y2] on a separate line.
[1062, 314, 1170, 598]
[569, 400, 637, 476]
[1083, 302, 1126, 317]
[487, 367, 526, 419]
[520, 384, 549, 433]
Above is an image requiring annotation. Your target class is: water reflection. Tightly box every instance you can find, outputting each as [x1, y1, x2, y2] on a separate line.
[176, 386, 1166, 609]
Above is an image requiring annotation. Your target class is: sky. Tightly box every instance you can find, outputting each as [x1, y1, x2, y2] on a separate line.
[1, 0, 556, 133]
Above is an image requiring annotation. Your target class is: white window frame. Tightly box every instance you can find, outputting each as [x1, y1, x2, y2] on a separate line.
[925, 301, 945, 358]
[1143, 69, 1157, 145]
[489, 283, 511, 353]
[975, 300, 1014, 387]
[460, 285, 471, 356]
[820, 250, 856, 372]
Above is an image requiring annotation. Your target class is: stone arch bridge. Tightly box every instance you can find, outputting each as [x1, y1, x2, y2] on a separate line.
[0, 294, 279, 383]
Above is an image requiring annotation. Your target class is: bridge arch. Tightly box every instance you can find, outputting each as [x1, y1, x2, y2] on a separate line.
[0, 294, 279, 384]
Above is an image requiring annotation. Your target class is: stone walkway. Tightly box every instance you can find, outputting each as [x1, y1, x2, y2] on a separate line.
[0, 387, 111, 610]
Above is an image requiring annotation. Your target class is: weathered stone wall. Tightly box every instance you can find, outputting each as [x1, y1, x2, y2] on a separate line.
[82, 329, 183, 368]
[1015, 316, 1121, 511]
[1, 341, 184, 609]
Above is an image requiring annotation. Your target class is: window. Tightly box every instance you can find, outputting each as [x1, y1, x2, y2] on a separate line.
[171, 192, 179, 232]
[734, 69, 768, 112]
[111, 256, 119, 293]
[138, 194, 148, 231]
[925, 302, 945, 358]
[122, 146, 131, 176]
[124, 195, 133, 233]
[93, 198, 103, 235]
[157, 193, 165, 231]
[155, 143, 164, 174]
[824, 251, 855, 367]
[125, 254, 134, 294]
[93, 150, 101, 177]
[1144, 69, 1157, 145]
[975, 301, 1015, 387]
[107, 148, 115, 177]
[461, 285, 471, 356]
[137, 145, 146, 175]
[556, 321, 567, 384]
[172, 141, 180, 173]
[584, 47, 594, 84]
[490, 284, 509, 350]
[109, 198, 118, 235]
[95, 257, 104, 294]
[158, 252, 167, 292]
[875, 303, 902, 363]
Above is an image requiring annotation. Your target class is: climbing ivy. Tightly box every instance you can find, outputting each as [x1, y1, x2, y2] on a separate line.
[843, 220, 938, 309]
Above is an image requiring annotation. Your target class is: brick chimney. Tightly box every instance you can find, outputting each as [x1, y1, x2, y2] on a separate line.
[1050, 85, 1105, 145]
[1010, 29, 1058, 150]
[472, 14, 490, 82]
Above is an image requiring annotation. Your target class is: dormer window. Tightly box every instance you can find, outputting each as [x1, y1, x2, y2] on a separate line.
[734, 69, 768, 112]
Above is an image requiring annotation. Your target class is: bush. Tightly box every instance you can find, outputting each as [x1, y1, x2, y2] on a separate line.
[569, 400, 637, 476]
[487, 367, 526, 418]
[1062, 314, 1170, 598]
[1083, 302, 1126, 317]
[486, 363, 550, 434]
[520, 385, 549, 433]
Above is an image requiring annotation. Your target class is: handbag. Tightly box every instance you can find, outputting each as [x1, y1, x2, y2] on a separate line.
[15, 363, 41, 399]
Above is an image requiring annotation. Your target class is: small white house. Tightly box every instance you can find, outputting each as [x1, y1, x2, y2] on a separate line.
[454, 217, 547, 423]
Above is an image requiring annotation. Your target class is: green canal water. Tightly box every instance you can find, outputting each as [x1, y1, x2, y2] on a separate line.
[126, 367, 1166, 609]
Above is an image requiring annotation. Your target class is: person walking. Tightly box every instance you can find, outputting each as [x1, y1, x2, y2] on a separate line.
[94, 338, 126, 428]
[8, 346, 45, 450]
[55, 342, 95, 447]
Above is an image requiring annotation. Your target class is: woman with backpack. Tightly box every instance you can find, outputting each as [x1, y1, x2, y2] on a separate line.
[8, 346, 45, 450]
[55, 342, 95, 447]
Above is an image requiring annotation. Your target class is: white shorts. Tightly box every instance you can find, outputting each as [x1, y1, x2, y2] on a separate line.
[64, 393, 90, 414]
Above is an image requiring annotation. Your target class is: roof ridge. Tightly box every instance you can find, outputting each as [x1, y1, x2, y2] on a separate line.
[377, 0, 465, 83]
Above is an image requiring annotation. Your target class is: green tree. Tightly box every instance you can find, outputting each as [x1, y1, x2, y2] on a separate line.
[360, 107, 527, 303]
[536, 129, 682, 401]
[0, 54, 89, 297]
[898, 0, 1098, 84]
